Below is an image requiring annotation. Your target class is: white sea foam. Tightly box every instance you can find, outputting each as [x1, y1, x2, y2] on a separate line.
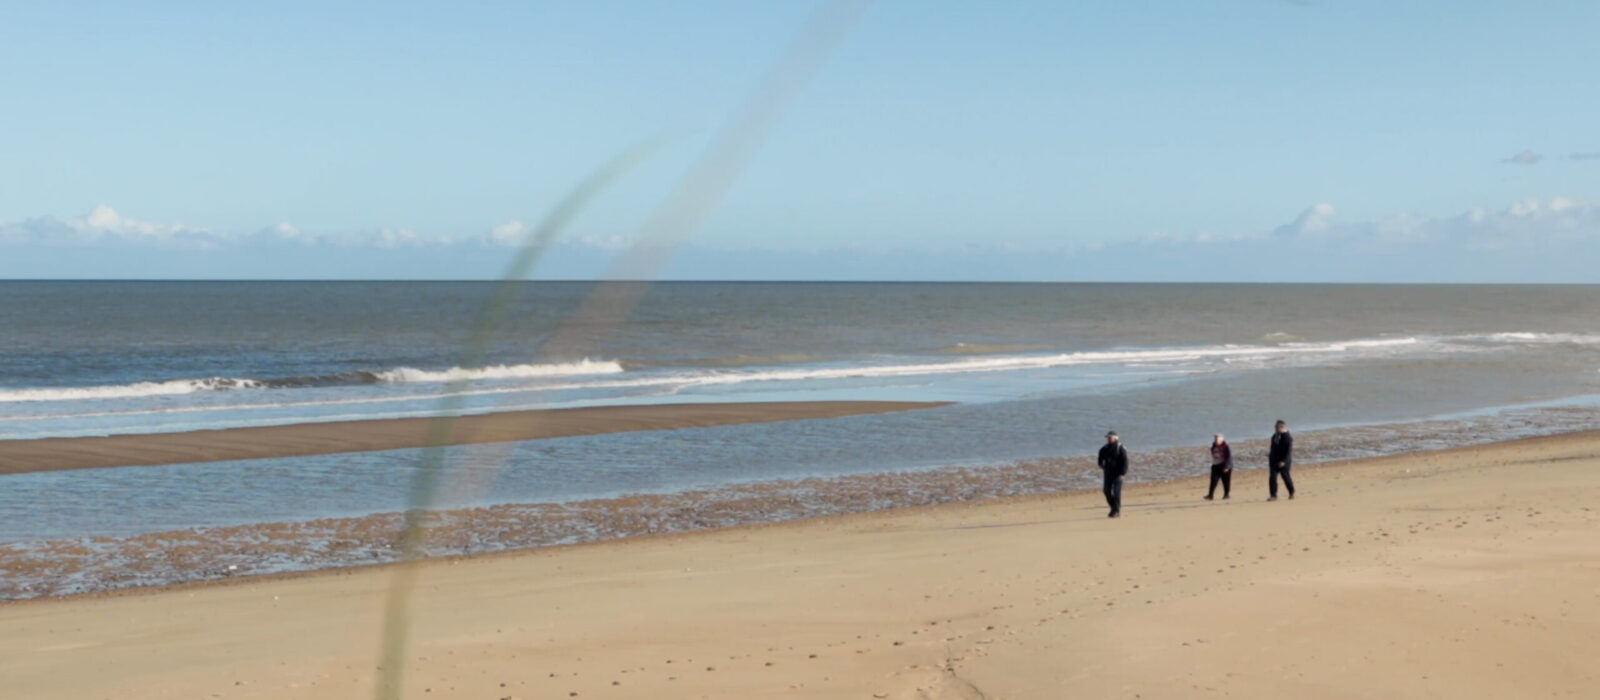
[528, 336, 1426, 392]
[1481, 332, 1600, 345]
[0, 360, 622, 404]
[0, 377, 264, 403]
[371, 359, 624, 384]
[0, 338, 1421, 421]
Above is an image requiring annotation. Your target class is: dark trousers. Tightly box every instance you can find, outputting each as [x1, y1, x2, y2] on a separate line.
[1269, 461, 1295, 497]
[1103, 474, 1122, 514]
[1207, 464, 1231, 497]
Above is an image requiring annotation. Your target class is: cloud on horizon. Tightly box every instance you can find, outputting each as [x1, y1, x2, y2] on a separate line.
[662, 198, 1600, 282]
[0, 206, 508, 251]
[1271, 202, 1338, 238]
[1499, 150, 1544, 165]
[1261, 197, 1600, 250]
[0, 205, 223, 249]
[3, 200, 1599, 282]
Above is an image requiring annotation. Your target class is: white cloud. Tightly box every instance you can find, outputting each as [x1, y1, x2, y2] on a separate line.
[374, 228, 425, 248]
[246, 222, 458, 248]
[1451, 197, 1600, 247]
[0, 205, 221, 249]
[488, 220, 527, 247]
[0, 206, 506, 252]
[484, 220, 641, 249]
[1272, 202, 1337, 238]
[1499, 150, 1543, 165]
[572, 233, 636, 251]
[1137, 228, 1256, 246]
[1153, 198, 1599, 254]
[252, 222, 308, 244]
[1262, 198, 1600, 250]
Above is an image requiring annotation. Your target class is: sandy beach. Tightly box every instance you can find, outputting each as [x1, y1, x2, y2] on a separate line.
[3, 431, 1598, 698]
[0, 401, 947, 474]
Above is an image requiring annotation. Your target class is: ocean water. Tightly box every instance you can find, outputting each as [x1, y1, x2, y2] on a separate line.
[6, 281, 1600, 438]
[4, 281, 1600, 596]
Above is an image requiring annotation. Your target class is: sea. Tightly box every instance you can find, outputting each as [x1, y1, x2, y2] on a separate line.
[4, 281, 1600, 598]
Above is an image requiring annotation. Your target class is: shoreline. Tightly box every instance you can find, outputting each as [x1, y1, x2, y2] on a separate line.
[0, 400, 949, 474]
[7, 427, 1599, 604]
[4, 424, 1598, 697]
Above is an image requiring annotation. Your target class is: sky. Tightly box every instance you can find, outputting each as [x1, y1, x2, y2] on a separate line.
[1, 0, 1597, 282]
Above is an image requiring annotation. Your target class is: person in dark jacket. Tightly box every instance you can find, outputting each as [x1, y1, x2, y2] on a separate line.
[1098, 431, 1129, 518]
[1204, 433, 1232, 500]
[1268, 419, 1295, 500]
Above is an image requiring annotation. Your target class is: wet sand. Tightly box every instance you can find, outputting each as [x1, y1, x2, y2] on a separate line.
[0, 400, 948, 474]
[3, 431, 1599, 698]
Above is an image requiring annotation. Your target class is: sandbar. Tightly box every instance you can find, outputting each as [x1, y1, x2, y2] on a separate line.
[0, 400, 948, 474]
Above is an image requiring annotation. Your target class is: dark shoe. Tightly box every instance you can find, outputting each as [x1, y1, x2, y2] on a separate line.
[1108, 511, 1116, 518]
[1289, 493, 1295, 500]
[1222, 494, 1230, 500]
[1204, 494, 1214, 501]
[1268, 496, 1278, 501]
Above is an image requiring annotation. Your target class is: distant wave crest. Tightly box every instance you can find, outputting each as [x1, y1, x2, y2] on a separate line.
[0, 360, 624, 403]
[0, 377, 265, 403]
[1481, 332, 1600, 345]
[370, 360, 624, 383]
[624, 354, 821, 370]
[590, 337, 1427, 391]
[933, 343, 1053, 355]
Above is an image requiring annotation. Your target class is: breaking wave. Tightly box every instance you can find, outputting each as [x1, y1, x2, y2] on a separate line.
[367, 360, 623, 383]
[1479, 332, 1600, 345]
[0, 360, 624, 403]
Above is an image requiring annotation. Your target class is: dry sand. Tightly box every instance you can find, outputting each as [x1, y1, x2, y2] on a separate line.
[2, 431, 1598, 698]
[0, 401, 947, 474]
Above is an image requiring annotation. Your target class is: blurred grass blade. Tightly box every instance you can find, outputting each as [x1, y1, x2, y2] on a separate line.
[372, 138, 665, 700]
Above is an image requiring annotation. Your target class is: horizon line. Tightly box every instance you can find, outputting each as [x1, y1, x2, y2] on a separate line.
[2, 278, 1597, 286]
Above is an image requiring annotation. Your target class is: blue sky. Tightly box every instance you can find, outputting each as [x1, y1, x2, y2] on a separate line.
[2, 1, 1597, 281]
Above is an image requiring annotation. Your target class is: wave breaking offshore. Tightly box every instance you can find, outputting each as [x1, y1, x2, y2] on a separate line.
[0, 359, 626, 403]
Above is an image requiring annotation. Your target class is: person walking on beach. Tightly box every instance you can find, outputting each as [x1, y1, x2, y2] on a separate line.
[1205, 433, 1232, 500]
[1269, 420, 1295, 500]
[1098, 431, 1129, 518]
